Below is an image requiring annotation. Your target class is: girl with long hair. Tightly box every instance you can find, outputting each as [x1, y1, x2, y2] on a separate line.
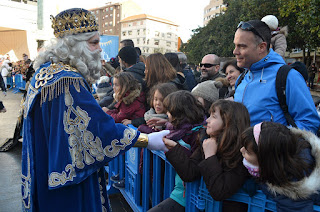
[103, 72, 145, 123]
[148, 90, 206, 212]
[241, 121, 320, 211]
[163, 100, 251, 211]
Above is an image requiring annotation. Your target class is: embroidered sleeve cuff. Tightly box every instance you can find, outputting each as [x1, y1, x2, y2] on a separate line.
[134, 133, 148, 147]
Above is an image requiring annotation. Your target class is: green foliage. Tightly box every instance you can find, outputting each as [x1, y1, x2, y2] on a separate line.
[279, 0, 320, 49]
[181, 0, 319, 64]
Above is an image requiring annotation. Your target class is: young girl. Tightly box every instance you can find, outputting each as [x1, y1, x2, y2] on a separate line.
[148, 90, 206, 212]
[241, 122, 320, 212]
[103, 72, 146, 123]
[163, 100, 251, 212]
[137, 82, 178, 174]
[138, 82, 178, 133]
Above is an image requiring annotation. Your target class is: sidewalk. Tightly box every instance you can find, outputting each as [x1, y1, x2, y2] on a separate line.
[0, 91, 132, 212]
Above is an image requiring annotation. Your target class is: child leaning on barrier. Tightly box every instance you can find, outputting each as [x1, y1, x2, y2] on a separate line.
[138, 82, 178, 134]
[163, 100, 251, 212]
[137, 82, 178, 174]
[241, 122, 320, 212]
[148, 90, 206, 212]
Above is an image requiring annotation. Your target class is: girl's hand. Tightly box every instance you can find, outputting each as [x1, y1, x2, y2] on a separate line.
[102, 107, 109, 113]
[163, 138, 177, 150]
[202, 137, 218, 159]
[122, 119, 132, 126]
[146, 117, 167, 127]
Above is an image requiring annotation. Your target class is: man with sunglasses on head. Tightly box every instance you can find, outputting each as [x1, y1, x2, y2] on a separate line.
[199, 54, 224, 83]
[233, 20, 320, 134]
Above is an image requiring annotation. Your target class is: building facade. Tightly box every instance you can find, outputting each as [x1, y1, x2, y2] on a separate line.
[90, 0, 142, 37]
[121, 14, 179, 54]
[203, 0, 226, 26]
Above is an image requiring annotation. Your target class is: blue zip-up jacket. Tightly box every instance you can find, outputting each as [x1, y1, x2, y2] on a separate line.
[234, 49, 320, 133]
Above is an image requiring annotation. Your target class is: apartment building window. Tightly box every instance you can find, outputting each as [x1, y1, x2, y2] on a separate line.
[140, 21, 144, 25]
[128, 31, 132, 35]
[143, 29, 146, 35]
[155, 31, 160, 37]
[110, 29, 112, 32]
[162, 33, 165, 38]
[122, 31, 127, 36]
[137, 38, 140, 44]
[154, 40, 159, 45]
[133, 22, 137, 26]
[143, 38, 146, 44]
[166, 42, 171, 47]
[147, 39, 149, 45]
[137, 29, 140, 35]
[110, 13, 113, 17]
[105, 15, 108, 18]
[106, 8, 108, 12]
[109, 21, 112, 26]
[167, 33, 172, 38]
[110, 7, 113, 10]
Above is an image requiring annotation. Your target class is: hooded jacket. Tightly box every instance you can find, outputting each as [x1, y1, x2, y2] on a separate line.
[234, 49, 320, 133]
[261, 127, 320, 212]
[106, 88, 146, 123]
[125, 62, 146, 92]
[271, 26, 288, 59]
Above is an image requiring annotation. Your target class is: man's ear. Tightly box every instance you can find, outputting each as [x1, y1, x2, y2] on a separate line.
[215, 65, 220, 72]
[258, 42, 268, 54]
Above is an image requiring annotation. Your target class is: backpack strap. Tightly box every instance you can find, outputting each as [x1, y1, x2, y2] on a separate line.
[275, 65, 297, 127]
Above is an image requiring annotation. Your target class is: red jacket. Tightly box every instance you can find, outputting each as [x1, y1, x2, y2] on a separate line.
[106, 89, 146, 123]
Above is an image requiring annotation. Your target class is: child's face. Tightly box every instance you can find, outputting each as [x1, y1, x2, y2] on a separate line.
[153, 90, 165, 114]
[206, 107, 223, 136]
[113, 78, 120, 95]
[240, 146, 259, 166]
[167, 111, 172, 123]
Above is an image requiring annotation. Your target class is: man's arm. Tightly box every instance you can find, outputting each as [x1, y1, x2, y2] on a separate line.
[286, 69, 320, 133]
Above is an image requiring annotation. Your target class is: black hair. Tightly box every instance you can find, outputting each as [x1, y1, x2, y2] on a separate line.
[118, 46, 137, 65]
[120, 39, 134, 47]
[241, 122, 314, 186]
[247, 20, 271, 50]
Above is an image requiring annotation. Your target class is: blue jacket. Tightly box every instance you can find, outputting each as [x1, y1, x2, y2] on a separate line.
[234, 49, 320, 133]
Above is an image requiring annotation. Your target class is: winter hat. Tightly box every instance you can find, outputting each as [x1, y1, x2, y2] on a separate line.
[118, 46, 137, 65]
[261, 15, 279, 31]
[191, 80, 222, 104]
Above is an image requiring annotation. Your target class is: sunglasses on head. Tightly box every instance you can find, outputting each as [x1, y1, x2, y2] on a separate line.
[200, 63, 219, 68]
[237, 21, 265, 42]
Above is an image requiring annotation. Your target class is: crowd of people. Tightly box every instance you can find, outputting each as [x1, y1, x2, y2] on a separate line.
[1, 7, 318, 212]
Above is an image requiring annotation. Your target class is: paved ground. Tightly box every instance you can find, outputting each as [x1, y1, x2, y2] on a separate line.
[0, 91, 132, 212]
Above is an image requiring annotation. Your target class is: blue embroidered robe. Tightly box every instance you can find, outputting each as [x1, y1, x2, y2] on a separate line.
[21, 62, 139, 211]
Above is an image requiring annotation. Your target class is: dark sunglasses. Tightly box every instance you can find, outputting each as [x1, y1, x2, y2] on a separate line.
[200, 63, 219, 68]
[237, 21, 265, 42]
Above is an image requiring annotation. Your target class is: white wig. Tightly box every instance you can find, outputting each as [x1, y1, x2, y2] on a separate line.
[34, 31, 101, 83]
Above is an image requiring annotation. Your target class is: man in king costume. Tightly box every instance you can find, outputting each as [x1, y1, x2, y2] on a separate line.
[21, 8, 169, 211]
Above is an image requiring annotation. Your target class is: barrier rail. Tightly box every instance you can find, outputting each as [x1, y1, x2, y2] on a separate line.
[105, 126, 320, 212]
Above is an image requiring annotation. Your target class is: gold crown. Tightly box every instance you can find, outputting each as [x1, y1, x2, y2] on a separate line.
[50, 8, 99, 38]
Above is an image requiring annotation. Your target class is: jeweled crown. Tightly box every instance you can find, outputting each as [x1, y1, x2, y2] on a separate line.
[50, 8, 99, 38]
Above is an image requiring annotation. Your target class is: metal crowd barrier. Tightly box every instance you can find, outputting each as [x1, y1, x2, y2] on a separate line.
[105, 126, 320, 212]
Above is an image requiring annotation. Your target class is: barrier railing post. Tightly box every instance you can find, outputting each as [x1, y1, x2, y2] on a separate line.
[142, 149, 151, 212]
[151, 151, 163, 206]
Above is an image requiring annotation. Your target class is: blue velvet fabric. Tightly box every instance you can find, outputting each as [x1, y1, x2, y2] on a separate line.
[21, 62, 139, 211]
